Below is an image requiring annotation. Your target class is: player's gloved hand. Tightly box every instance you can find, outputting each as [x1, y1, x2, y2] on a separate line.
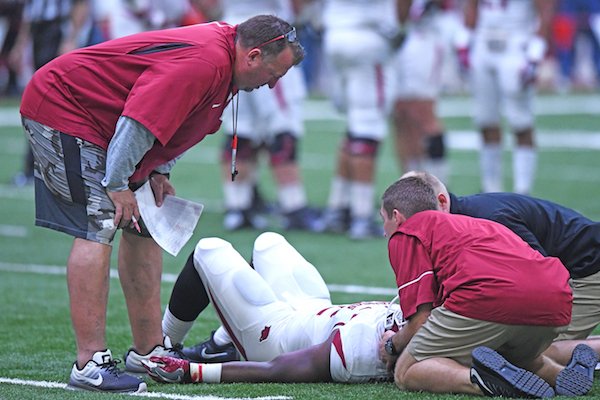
[453, 26, 472, 74]
[521, 35, 546, 89]
[379, 24, 407, 50]
[520, 61, 538, 88]
[142, 356, 191, 384]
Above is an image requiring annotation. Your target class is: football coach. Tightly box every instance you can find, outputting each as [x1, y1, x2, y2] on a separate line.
[19, 14, 304, 393]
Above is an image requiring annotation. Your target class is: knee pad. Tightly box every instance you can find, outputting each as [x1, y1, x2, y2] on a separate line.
[268, 132, 297, 166]
[233, 267, 278, 306]
[194, 239, 276, 304]
[342, 135, 379, 157]
[425, 135, 446, 160]
[221, 135, 257, 163]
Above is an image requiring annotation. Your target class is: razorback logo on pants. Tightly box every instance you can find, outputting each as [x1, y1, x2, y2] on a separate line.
[259, 326, 271, 342]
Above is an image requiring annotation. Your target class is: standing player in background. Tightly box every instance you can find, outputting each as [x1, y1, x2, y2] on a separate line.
[100, 0, 189, 40]
[392, 0, 454, 184]
[192, 0, 324, 233]
[461, 0, 555, 194]
[320, 0, 402, 240]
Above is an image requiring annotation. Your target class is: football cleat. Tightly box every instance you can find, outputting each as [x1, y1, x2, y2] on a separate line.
[281, 206, 325, 232]
[142, 356, 191, 384]
[182, 330, 240, 363]
[124, 336, 186, 374]
[320, 207, 350, 234]
[68, 349, 147, 393]
[223, 209, 269, 231]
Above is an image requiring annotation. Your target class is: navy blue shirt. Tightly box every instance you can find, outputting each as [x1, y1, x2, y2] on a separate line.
[450, 192, 600, 279]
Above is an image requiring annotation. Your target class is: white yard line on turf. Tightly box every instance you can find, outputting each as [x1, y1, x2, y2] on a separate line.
[0, 377, 292, 400]
[0, 224, 27, 237]
[3, 94, 600, 128]
[0, 261, 397, 297]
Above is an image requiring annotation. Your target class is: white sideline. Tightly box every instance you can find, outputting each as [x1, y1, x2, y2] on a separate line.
[0, 224, 27, 237]
[0, 377, 292, 400]
[0, 261, 398, 297]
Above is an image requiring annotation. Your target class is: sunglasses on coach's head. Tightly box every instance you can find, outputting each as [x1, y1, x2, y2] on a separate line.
[254, 27, 297, 50]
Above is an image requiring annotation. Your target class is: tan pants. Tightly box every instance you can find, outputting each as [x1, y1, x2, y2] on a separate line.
[408, 306, 566, 367]
[557, 271, 600, 340]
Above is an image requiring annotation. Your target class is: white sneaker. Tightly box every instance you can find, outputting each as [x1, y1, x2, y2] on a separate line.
[124, 336, 185, 373]
[68, 349, 146, 393]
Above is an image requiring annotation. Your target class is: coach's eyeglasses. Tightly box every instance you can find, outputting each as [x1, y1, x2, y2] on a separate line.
[254, 27, 297, 49]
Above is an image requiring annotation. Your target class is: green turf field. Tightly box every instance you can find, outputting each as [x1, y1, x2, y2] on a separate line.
[1, 93, 599, 399]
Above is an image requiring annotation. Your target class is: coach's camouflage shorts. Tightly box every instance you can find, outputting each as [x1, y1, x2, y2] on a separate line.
[23, 117, 120, 245]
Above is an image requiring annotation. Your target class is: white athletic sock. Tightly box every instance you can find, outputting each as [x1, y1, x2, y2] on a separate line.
[190, 363, 222, 383]
[223, 181, 253, 210]
[480, 144, 503, 192]
[327, 176, 350, 209]
[349, 182, 375, 219]
[212, 325, 232, 347]
[162, 306, 195, 345]
[513, 146, 537, 195]
[278, 183, 307, 213]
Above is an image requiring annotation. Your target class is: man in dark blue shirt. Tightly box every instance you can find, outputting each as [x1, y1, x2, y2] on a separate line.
[401, 171, 600, 366]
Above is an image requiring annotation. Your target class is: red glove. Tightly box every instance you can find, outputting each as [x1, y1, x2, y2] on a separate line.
[142, 356, 191, 383]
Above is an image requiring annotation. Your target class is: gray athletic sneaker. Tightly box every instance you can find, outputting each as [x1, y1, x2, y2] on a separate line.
[68, 349, 146, 393]
[124, 336, 186, 373]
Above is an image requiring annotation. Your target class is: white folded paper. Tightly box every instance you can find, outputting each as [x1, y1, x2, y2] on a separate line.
[134, 180, 204, 256]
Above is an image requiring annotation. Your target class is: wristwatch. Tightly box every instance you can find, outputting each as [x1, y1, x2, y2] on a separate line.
[384, 337, 399, 356]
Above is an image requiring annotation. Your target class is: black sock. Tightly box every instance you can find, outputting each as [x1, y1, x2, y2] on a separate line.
[167, 252, 210, 321]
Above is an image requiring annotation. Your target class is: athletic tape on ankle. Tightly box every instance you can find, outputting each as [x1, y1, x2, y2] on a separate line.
[190, 363, 222, 383]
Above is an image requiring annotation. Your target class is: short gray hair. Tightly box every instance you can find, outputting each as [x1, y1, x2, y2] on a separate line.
[237, 14, 305, 65]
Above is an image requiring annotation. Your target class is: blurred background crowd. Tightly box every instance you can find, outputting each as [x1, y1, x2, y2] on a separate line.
[2, 0, 600, 98]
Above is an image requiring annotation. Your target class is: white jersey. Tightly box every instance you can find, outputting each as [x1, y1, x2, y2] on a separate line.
[286, 302, 400, 383]
[470, 0, 538, 130]
[322, 0, 398, 138]
[221, 0, 293, 24]
[476, 0, 539, 38]
[393, 0, 448, 99]
[192, 233, 404, 383]
[323, 0, 397, 31]
[103, 0, 188, 39]
[219, 0, 304, 140]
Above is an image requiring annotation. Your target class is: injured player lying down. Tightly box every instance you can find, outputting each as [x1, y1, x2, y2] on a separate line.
[144, 232, 405, 384]
[144, 232, 593, 398]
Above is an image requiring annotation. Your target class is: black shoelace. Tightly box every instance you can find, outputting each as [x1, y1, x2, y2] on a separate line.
[167, 343, 186, 359]
[99, 358, 123, 377]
